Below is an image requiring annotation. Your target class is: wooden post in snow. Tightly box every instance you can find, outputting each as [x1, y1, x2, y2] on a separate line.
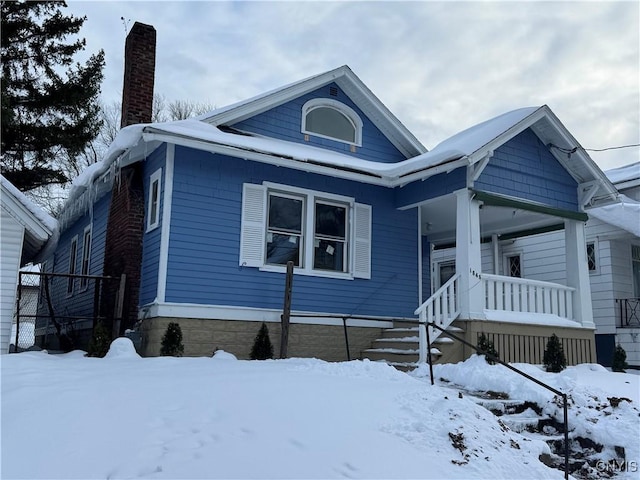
[112, 274, 127, 339]
[280, 261, 294, 359]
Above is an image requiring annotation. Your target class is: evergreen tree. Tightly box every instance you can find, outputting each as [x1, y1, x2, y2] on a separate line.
[86, 321, 110, 358]
[250, 322, 274, 360]
[1, 1, 105, 191]
[160, 322, 184, 357]
[477, 333, 499, 365]
[543, 334, 567, 372]
[612, 344, 628, 373]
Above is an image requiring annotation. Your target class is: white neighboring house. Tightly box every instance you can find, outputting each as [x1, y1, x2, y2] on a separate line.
[477, 162, 639, 368]
[586, 162, 640, 367]
[0, 176, 57, 354]
[430, 162, 640, 369]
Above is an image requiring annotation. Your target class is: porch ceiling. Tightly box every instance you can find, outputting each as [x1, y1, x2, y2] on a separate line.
[420, 194, 563, 244]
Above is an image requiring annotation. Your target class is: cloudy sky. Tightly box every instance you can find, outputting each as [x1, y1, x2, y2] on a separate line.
[66, 1, 639, 171]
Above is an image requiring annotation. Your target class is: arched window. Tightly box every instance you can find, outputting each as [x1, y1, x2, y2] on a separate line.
[302, 99, 362, 146]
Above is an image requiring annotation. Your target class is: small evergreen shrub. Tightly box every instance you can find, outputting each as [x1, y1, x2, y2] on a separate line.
[160, 322, 184, 357]
[543, 334, 567, 372]
[250, 322, 274, 360]
[477, 334, 499, 365]
[612, 344, 628, 372]
[86, 321, 111, 357]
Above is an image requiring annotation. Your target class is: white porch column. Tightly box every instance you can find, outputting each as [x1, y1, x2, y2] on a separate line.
[565, 219, 594, 327]
[455, 189, 484, 319]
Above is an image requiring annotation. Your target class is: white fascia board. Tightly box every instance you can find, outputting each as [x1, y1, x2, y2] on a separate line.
[0, 185, 52, 241]
[535, 108, 618, 200]
[140, 301, 397, 328]
[334, 74, 426, 157]
[143, 131, 464, 190]
[204, 66, 351, 126]
[142, 131, 394, 187]
[465, 106, 548, 167]
[202, 66, 426, 158]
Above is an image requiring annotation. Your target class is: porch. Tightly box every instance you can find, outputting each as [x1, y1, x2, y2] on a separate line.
[369, 188, 597, 367]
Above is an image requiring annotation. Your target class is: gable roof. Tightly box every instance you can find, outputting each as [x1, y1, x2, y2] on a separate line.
[197, 65, 426, 159]
[428, 105, 619, 207]
[57, 69, 619, 234]
[0, 175, 57, 265]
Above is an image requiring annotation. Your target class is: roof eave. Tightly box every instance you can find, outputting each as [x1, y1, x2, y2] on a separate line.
[200, 66, 426, 158]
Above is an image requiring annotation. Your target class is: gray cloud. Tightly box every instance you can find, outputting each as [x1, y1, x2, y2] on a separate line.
[67, 1, 638, 170]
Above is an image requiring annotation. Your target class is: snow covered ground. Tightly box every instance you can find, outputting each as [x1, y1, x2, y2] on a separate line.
[1, 340, 637, 480]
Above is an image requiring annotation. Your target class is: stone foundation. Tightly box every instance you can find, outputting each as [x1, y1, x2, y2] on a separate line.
[138, 317, 384, 361]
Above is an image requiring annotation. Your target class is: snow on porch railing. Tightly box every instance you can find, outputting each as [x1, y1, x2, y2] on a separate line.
[482, 273, 575, 320]
[415, 273, 460, 363]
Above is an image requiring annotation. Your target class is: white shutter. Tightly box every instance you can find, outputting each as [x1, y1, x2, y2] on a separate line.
[239, 183, 266, 267]
[352, 203, 372, 279]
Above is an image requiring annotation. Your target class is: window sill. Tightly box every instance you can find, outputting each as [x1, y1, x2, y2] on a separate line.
[146, 223, 160, 234]
[259, 264, 354, 280]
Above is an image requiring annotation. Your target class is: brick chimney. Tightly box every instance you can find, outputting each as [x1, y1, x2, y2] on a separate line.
[120, 22, 156, 127]
[100, 22, 157, 344]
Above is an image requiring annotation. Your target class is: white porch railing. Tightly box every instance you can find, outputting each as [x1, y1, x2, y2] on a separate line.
[414, 273, 460, 363]
[482, 273, 575, 319]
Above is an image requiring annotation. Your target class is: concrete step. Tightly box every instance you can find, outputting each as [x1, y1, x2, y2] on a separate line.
[381, 327, 418, 339]
[362, 348, 419, 364]
[372, 336, 453, 350]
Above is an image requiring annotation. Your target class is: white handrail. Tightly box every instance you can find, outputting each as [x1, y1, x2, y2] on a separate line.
[481, 273, 575, 291]
[483, 274, 575, 319]
[415, 273, 461, 363]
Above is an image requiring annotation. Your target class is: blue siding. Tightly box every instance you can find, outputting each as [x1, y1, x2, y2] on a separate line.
[395, 167, 467, 208]
[232, 83, 407, 164]
[139, 145, 167, 305]
[475, 128, 579, 211]
[42, 193, 110, 321]
[89, 195, 110, 277]
[165, 145, 419, 318]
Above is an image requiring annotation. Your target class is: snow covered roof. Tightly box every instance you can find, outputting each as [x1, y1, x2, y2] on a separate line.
[197, 65, 426, 159]
[588, 194, 640, 237]
[0, 175, 58, 265]
[605, 161, 640, 189]
[56, 69, 617, 235]
[583, 162, 640, 238]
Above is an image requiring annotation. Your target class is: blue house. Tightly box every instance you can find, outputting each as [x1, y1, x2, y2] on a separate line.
[37, 22, 620, 366]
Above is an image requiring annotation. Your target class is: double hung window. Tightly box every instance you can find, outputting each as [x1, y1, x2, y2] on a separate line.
[240, 183, 371, 279]
[80, 226, 92, 289]
[67, 235, 78, 295]
[313, 201, 347, 272]
[266, 193, 304, 267]
[147, 169, 162, 231]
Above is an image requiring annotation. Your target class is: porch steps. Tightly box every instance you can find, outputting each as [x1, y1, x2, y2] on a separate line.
[361, 323, 464, 370]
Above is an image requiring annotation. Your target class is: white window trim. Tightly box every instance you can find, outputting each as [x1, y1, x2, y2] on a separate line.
[503, 251, 524, 278]
[262, 182, 354, 279]
[301, 98, 363, 147]
[67, 235, 78, 297]
[586, 239, 599, 275]
[240, 182, 371, 280]
[147, 168, 162, 232]
[432, 258, 456, 291]
[80, 225, 92, 291]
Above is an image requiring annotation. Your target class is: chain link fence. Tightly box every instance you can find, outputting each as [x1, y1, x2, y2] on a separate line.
[12, 271, 124, 353]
